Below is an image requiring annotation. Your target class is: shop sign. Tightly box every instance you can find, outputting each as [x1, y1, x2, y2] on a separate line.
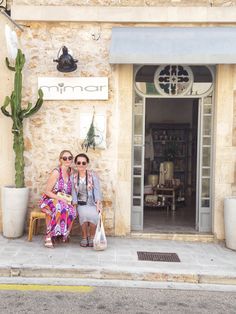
[38, 77, 108, 100]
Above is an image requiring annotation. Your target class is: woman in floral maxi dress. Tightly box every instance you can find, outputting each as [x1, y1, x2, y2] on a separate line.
[39, 150, 77, 248]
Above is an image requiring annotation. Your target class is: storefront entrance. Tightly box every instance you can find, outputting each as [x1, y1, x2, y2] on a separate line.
[131, 65, 214, 233]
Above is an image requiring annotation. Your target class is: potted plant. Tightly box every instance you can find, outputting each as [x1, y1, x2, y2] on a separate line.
[1, 48, 43, 238]
[224, 197, 236, 250]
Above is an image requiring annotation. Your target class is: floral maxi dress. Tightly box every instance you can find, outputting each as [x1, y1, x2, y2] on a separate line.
[39, 168, 76, 239]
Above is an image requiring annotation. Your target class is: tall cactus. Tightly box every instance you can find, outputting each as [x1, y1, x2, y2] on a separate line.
[1, 49, 43, 188]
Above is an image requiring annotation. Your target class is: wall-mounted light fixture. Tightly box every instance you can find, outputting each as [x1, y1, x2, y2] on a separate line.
[53, 46, 78, 73]
[0, 0, 24, 31]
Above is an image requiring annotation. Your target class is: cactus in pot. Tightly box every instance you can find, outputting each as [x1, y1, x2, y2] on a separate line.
[1, 49, 43, 188]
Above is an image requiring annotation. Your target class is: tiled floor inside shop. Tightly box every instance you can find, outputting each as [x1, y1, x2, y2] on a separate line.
[143, 200, 196, 233]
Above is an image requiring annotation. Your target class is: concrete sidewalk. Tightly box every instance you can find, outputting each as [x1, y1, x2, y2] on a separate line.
[0, 235, 236, 285]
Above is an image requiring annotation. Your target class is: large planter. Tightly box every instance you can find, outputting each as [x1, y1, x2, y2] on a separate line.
[1, 186, 29, 238]
[224, 197, 236, 250]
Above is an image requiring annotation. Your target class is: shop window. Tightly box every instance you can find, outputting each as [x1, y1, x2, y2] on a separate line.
[135, 65, 213, 97]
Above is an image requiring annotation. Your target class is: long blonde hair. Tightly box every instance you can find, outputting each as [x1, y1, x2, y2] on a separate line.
[59, 150, 73, 160]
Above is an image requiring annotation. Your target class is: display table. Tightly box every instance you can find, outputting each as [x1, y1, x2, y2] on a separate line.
[155, 186, 180, 211]
[144, 186, 180, 211]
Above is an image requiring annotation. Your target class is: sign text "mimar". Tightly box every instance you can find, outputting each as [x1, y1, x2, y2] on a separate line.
[38, 77, 108, 100]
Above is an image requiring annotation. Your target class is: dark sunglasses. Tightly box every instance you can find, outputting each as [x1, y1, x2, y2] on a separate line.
[61, 156, 73, 161]
[76, 161, 87, 166]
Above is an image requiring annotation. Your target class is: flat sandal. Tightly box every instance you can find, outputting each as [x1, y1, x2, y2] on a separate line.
[88, 238, 94, 247]
[80, 238, 88, 247]
[62, 235, 70, 243]
[44, 236, 54, 248]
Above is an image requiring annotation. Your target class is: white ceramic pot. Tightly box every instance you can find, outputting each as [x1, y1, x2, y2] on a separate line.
[224, 197, 236, 250]
[1, 186, 29, 238]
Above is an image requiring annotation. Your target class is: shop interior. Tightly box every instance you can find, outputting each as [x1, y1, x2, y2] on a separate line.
[143, 98, 198, 233]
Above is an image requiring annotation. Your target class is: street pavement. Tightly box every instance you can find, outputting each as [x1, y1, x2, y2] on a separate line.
[0, 235, 236, 286]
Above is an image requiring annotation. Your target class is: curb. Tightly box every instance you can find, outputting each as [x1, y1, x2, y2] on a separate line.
[1, 266, 236, 286]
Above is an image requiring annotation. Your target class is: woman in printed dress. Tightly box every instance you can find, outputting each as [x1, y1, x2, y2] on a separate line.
[40, 150, 77, 248]
[74, 153, 102, 247]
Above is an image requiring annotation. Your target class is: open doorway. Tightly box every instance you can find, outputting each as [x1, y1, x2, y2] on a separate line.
[131, 64, 214, 233]
[143, 98, 198, 233]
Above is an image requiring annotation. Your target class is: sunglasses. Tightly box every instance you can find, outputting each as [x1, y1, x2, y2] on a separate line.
[61, 156, 73, 161]
[76, 161, 87, 166]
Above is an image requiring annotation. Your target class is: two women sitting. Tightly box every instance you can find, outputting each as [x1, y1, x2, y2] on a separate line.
[39, 150, 102, 248]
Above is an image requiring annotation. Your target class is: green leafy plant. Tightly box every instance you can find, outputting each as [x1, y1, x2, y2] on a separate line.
[1, 49, 43, 188]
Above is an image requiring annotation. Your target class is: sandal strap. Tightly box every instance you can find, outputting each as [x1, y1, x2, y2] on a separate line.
[45, 236, 54, 248]
[88, 238, 94, 247]
[80, 238, 88, 247]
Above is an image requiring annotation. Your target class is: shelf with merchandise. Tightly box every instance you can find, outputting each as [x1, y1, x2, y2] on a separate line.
[150, 123, 191, 196]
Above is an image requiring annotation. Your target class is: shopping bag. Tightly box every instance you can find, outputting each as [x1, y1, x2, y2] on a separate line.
[93, 213, 107, 251]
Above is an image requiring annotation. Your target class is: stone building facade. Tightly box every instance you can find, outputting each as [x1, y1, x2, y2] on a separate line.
[1, 0, 236, 239]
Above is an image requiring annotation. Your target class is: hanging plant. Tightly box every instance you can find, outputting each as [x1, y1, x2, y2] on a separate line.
[81, 110, 96, 152]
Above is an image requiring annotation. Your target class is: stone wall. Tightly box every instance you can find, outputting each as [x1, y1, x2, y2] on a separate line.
[19, 22, 116, 234]
[0, 12, 133, 236]
[2, 1, 236, 238]
[213, 65, 236, 239]
[12, 0, 236, 7]
[7, 0, 13, 8]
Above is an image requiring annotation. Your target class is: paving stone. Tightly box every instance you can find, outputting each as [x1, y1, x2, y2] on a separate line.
[0, 234, 236, 285]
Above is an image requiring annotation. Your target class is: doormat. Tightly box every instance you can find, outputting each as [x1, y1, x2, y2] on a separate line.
[137, 251, 180, 262]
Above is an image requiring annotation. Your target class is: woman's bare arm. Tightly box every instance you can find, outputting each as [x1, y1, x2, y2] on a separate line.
[44, 169, 61, 200]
